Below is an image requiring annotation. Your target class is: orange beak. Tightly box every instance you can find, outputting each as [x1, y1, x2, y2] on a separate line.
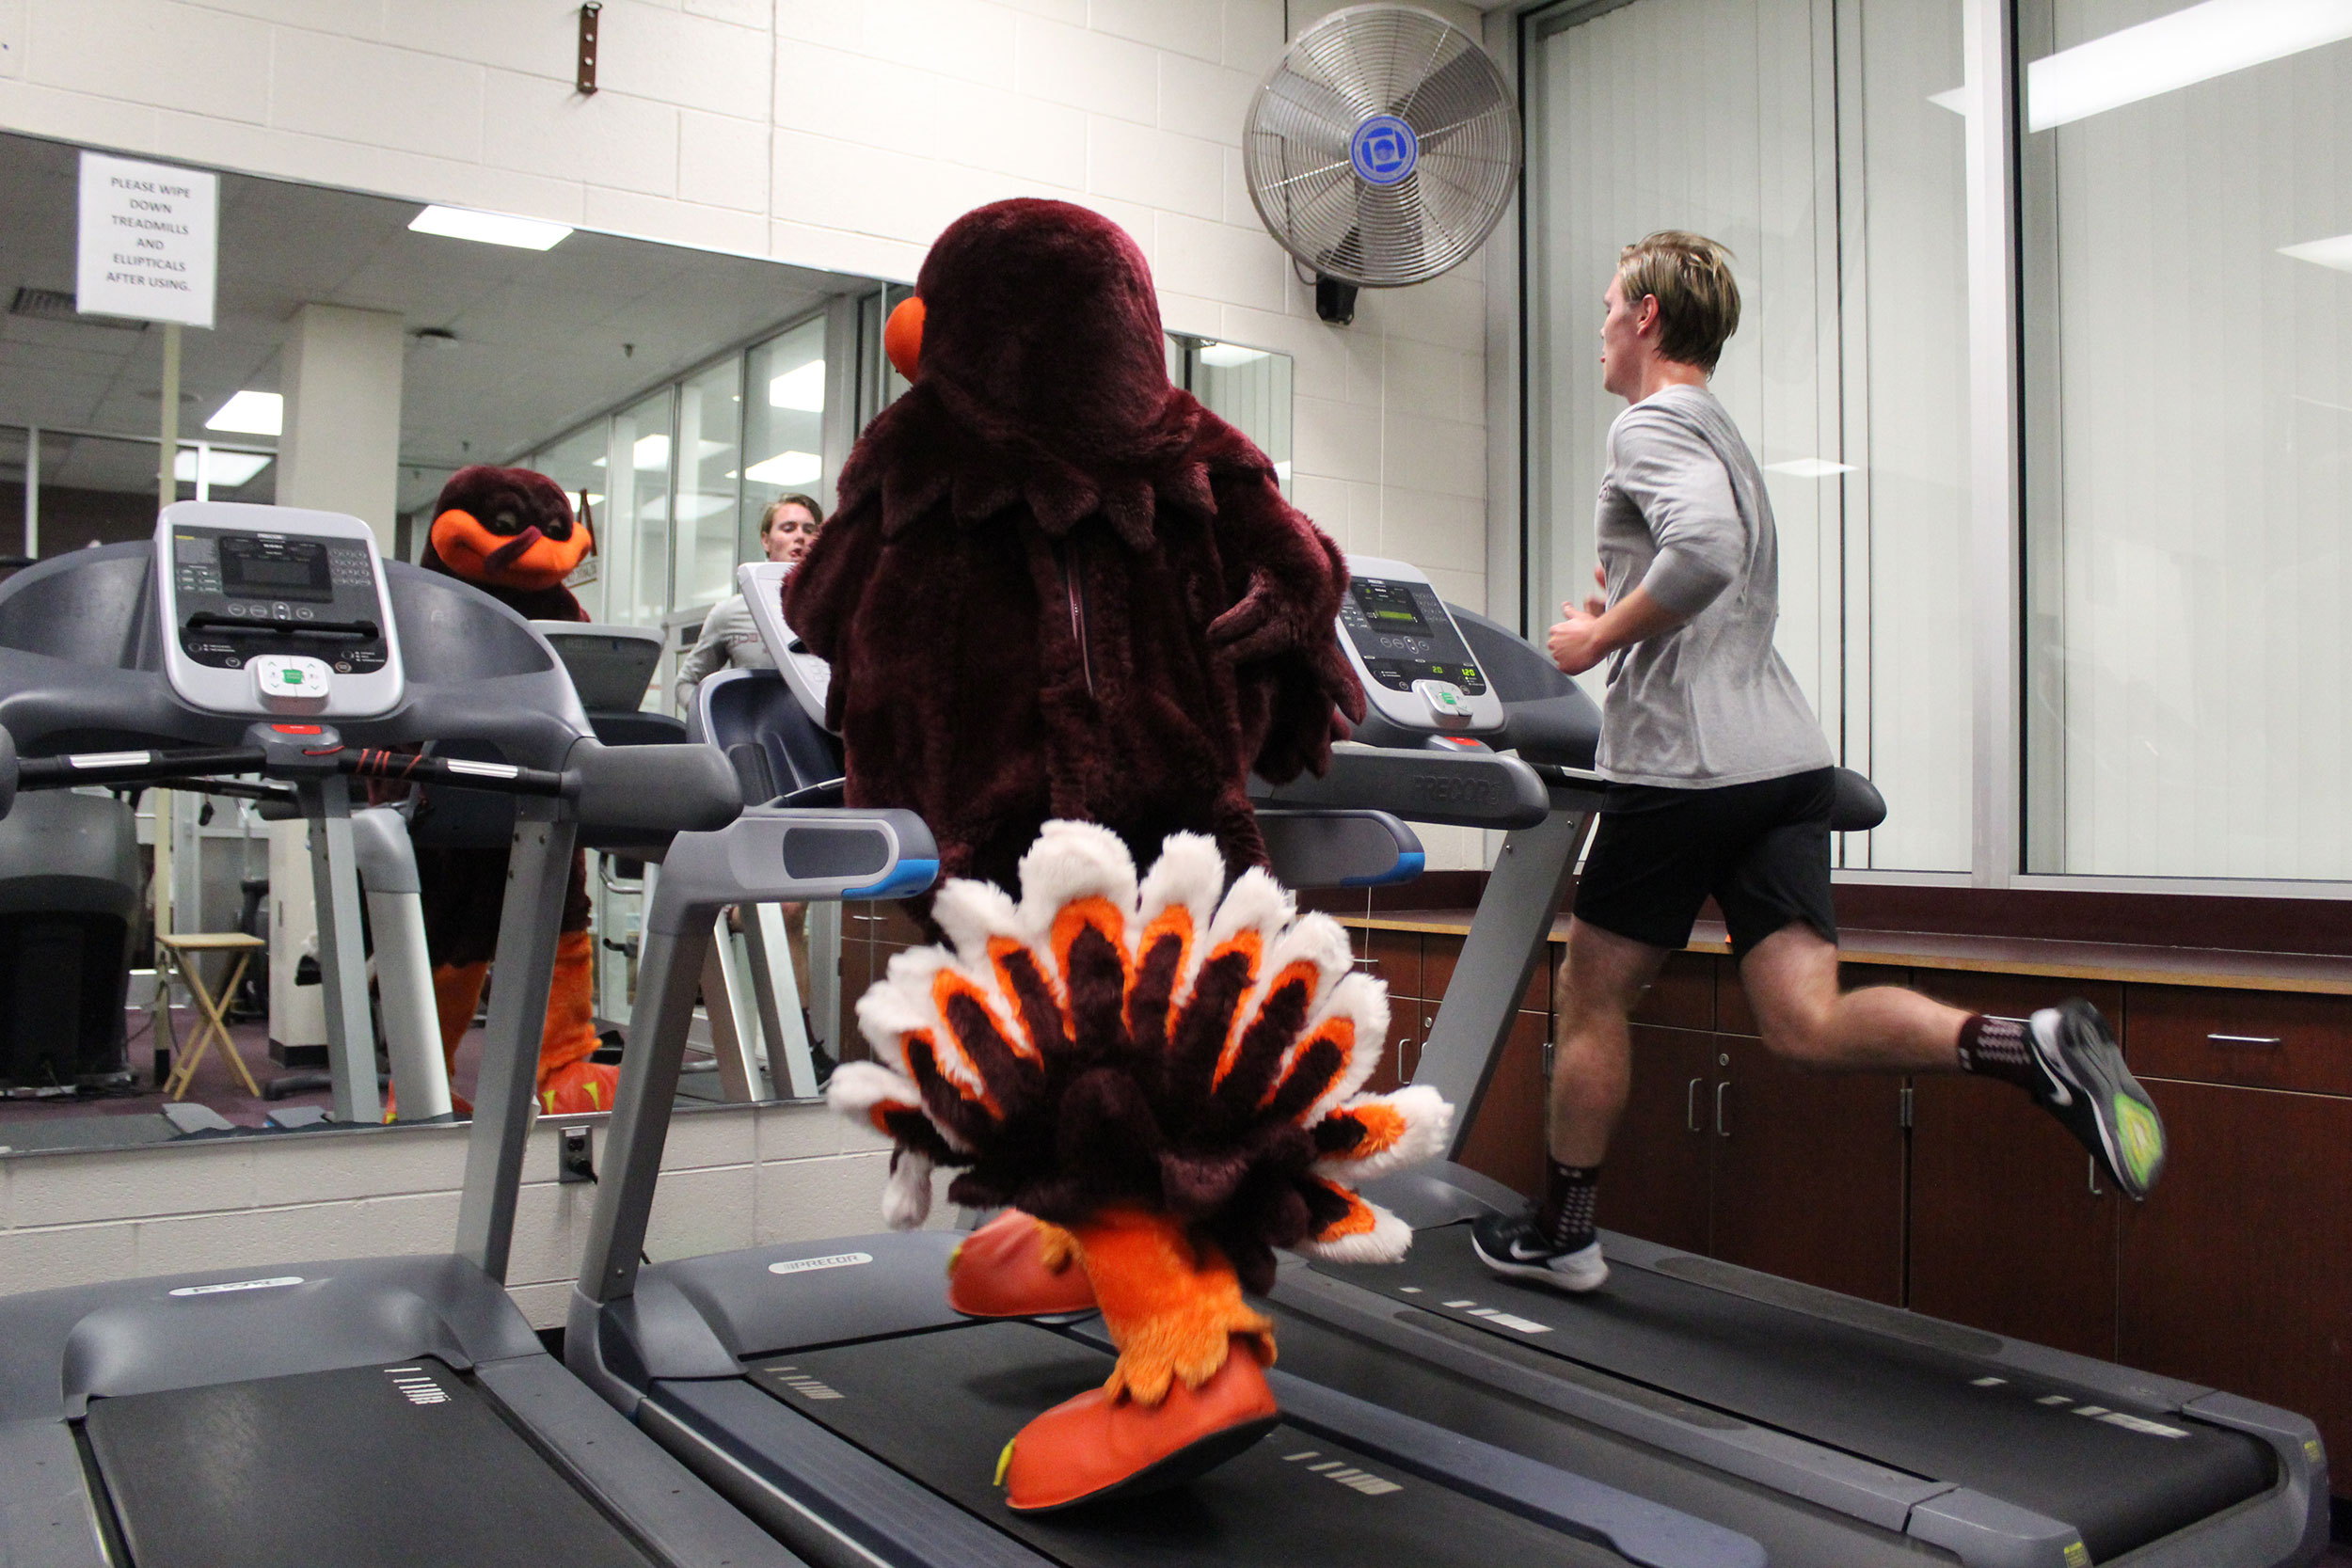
[884, 295, 925, 381]
[430, 507, 593, 590]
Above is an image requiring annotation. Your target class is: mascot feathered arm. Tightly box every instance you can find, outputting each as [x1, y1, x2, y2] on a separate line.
[1202, 462, 1366, 784]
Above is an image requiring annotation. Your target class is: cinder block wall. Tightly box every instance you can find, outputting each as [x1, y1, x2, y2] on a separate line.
[0, 1102, 908, 1325]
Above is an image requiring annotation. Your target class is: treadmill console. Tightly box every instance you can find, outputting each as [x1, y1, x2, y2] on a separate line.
[1337, 555, 1504, 735]
[156, 501, 404, 719]
[737, 560, 832, 729]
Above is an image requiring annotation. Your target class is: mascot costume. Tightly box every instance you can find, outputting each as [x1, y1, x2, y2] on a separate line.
[790, 199, 1454, 1512]
[414, 465, 614, 1116]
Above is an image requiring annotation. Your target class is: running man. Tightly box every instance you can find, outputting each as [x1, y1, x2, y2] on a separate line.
[1472, 232, 2168, 1292]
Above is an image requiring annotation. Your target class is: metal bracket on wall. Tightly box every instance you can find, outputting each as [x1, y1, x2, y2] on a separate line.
[576, 3, 601, 96]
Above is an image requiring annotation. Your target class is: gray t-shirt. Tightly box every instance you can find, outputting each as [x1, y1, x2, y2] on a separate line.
[1591, 384, 1833, 788]
[673, 592, 775, 708]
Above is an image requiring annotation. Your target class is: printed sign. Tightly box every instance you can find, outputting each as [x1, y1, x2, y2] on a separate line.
[77, 150, 218, 328]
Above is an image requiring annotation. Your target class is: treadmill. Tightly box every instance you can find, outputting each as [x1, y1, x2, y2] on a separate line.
[562, 578, 1772, 1568]
[576, 552, 2324, 1568]
[1247, 560, 2329, 1567]
[0, 501, 803, 1568]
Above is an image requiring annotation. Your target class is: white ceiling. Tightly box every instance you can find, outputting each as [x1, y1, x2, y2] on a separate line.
[0, 131, 880, 514]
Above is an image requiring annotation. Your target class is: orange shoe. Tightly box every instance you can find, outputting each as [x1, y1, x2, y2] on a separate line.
[949, 1212, 1097, 1318]
[1000, 1334, 1279, 1512]
[538, 1057, 620, 1115]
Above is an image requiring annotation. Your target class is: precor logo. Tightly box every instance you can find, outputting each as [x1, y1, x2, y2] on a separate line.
[767, 1251, 874, 1275]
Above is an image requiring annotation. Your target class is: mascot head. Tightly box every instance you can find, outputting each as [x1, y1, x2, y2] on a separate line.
[425, 465, 594, 591]
[895, 198, 1175, 465]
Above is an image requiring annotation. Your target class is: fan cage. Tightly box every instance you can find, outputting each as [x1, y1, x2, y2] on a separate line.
[1243, 4, 1521, 290]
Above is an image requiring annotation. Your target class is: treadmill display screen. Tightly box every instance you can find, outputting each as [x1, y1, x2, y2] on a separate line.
[170, 527, 390, 674]
[220, 536, 334, 603]
[1338, 576, 1486, 695]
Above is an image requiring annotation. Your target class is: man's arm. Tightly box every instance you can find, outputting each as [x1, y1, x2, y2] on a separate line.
[1548, 584, 1686, 676]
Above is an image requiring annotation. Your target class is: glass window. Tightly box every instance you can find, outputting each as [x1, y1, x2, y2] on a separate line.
[609, 388, 674, 630]
[2020, 1, 2352, 879]
[1522, 0, 1973, 870]
[527, 421, 611, 620]
[674, 356, 743, 610]
[742, 317, 827, 550]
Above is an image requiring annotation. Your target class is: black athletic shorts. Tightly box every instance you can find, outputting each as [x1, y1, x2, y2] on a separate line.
[1572, 766, 1838, 958]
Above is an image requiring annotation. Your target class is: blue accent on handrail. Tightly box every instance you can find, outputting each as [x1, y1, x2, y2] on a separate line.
[845, 858, 937, 900]
[1342, 849, 1424, 888]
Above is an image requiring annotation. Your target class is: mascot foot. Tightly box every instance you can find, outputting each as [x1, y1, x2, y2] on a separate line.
[949, 1212, 1096, 1318]
[538, 1058, 619, 1115]
[1000, 1334, 1278, 1513]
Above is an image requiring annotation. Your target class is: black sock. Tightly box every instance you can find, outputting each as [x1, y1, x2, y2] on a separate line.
[1536, 1160, 1600, 1252]
[1956, 1014, 2042, 1093]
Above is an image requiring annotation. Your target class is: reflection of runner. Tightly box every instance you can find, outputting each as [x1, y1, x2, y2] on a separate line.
[674, 494, 824, 709]
[1473, 232, 2167, 1294]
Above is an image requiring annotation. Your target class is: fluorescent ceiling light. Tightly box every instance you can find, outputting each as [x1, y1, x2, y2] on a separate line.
[1927, 87, 1969, 114]
[407, 204, 573, 250]
[745, 451, 822, 486]
[1197, 341, 1268, 368]
[2026, 0, 2352, 133]
[174, 450, 272, 486]
[2280, 231, 2352, 271]
[1764, 458, 1859, 479]
[769, 359, 826, 411]
[206, 389, 282, 436]
[632, 434, 669, 470]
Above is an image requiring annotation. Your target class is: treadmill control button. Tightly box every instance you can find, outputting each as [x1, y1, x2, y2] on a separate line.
[1413, 678, 1472, 727]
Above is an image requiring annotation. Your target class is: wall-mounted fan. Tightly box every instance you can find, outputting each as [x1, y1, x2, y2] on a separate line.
[1244, 4, 1521, 325]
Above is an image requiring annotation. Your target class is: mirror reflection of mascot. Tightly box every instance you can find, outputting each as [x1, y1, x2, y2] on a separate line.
[789, 198, 1453, 1512]
[414, 465, 615, 1116]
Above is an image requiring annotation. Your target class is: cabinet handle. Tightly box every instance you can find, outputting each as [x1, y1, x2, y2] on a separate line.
[1686, 1078, 1703, 1133]
[2089, 1154, 2102, 1197]
[2207, 1033, 2282, 1049]
[1715, 1081, 1731, 1138]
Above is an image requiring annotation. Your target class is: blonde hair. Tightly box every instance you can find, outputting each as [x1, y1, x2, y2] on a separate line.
[1615, 231, 1740, 372]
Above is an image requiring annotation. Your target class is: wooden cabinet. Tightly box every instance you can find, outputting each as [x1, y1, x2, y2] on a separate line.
[1904, 973, 2125, 1359]
[1708, 1033, 1906, 1304]
[1595, 1024, 1713, 1255]
[1454, 1008, 1551, 1199]
[2117, 1078, 2352, 1474]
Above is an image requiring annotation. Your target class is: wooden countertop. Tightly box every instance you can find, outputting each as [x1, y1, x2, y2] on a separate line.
[1335, 911, 2352, 996]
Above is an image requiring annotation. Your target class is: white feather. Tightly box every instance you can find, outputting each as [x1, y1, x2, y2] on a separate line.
[1312, 1085, 1454, 1180]
[930, 878, 1021, 964]
[1294, 1201, 1412, 1265]
[825, 1059, 920, 1118]
[1292, 972, 1391, 1122]
[882, 1148, 934, 1229]
[1014, 821, 1137, 942]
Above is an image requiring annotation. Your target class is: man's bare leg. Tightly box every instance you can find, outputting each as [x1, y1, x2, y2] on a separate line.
[1546, 917, 1675, 1166]
[1734, 924, 1965, 1072]
[1472, 918, 1667, 1291]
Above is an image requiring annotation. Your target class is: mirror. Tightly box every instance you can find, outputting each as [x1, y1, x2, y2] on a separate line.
[0, 128, 1293, 1153]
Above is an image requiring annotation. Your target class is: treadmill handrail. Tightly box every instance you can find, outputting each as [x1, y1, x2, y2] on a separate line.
[1252, 742, 1550, 829]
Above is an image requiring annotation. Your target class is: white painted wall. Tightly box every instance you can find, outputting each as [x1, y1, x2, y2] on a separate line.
[0, 0, 1502, 1306]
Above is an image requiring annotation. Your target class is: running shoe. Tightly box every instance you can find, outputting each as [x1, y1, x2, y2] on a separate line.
[1470, 1210, 1609, 1293]
[2030, 1000, 2168, 1199]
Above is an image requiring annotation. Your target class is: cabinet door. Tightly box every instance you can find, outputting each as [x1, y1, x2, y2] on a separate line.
[1905, 973, 2125, 1358]
[1909, 1073, 2118, 1359]
[1708, 1034, 1906, 1305]
[1454, 1010, 1552, 1200]
[1594, 1023, 1714, 1255]
[2118, 1080, 2352, 1470]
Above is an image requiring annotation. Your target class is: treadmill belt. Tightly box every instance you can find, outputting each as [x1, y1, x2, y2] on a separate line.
[1313, 1224, 2272, 1562]
[749, 1320, 1635, 1568]
[82, 1357, 655, 1568]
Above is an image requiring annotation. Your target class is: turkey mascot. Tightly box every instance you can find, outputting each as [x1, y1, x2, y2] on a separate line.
[414, 464, 615, 1116]
[789, 199, 1454, 1512]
